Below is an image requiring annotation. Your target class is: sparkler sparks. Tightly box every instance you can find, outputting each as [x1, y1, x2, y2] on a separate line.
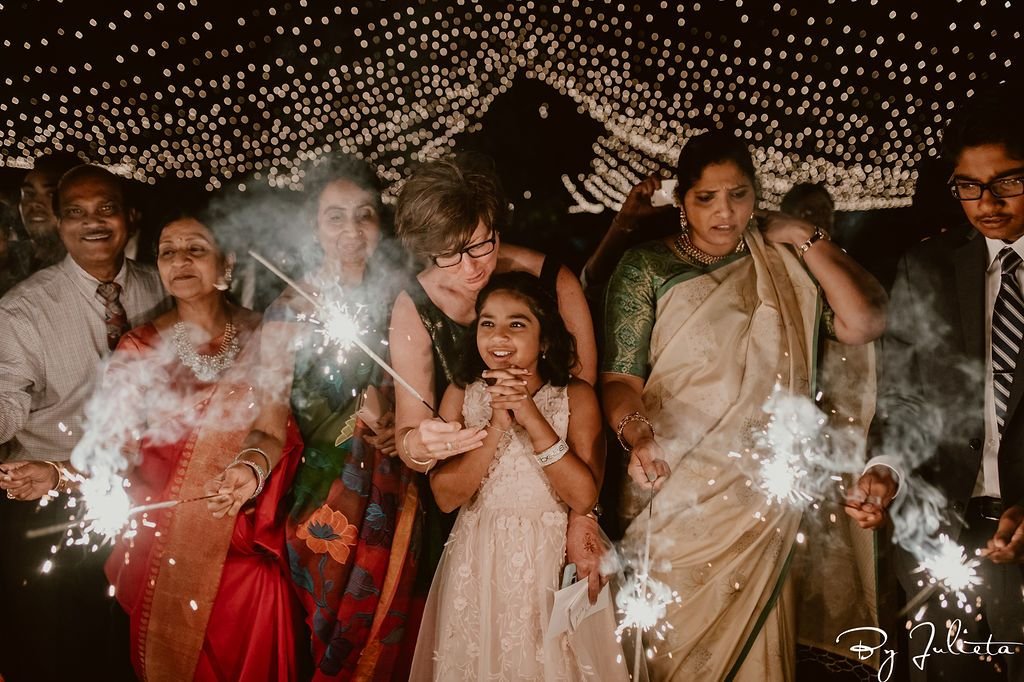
[615, 490, 681, 678]
[77, 474, 132, 542]
[249, 250, 443, 418]
[916, 534, 982, 593]
[317, 302, 366, 351]
[753, 387, 828, 508]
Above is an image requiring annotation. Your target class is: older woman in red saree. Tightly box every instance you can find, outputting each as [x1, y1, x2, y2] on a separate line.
[101, 207, 305, 681]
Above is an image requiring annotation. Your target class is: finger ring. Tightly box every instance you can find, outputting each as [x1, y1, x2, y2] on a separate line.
[445, 441, 453, 452]
[5, 490, 15, 500]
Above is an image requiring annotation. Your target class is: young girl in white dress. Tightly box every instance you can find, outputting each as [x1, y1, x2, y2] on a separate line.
[409, 272, 625, 681]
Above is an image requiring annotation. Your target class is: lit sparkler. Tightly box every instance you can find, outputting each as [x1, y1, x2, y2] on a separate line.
[26, 492, 222, 541]
[917, 535, 981, 592]
[77, 473, 132, 541]
[616, 489, 681, 679]
[249, 250, 442, 418]
[753, 388, 827, 508]
[899, 534, 982, 617]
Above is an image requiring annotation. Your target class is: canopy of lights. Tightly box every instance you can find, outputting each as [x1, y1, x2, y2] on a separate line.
[1, 0, 1019, 211]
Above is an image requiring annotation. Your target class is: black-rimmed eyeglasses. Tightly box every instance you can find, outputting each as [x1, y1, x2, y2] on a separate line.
[432, 233, 498, 268]
[948, 176, 1024, 201]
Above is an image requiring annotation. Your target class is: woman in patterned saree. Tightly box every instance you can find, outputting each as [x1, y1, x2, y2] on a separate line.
[256, 154, 417, 680]
[103, 208, 304, 681]
[600, 130, 888, 680]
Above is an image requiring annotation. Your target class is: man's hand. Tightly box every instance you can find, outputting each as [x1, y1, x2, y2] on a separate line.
[982, 505, 1024, 564]
[0, 461, 59, 501]
[844, 465, 898, 529]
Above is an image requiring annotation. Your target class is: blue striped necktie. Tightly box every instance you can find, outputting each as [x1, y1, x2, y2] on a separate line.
[992, 246, 1024, 434]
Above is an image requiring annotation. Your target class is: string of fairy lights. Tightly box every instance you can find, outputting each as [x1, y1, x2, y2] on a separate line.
[0, 0, 1018, 211]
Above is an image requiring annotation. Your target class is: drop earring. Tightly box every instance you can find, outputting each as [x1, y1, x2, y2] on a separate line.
[214, 265, 233, 292]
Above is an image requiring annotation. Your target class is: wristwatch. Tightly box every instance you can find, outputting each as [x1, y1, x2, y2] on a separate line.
[797, 226, 829, 257]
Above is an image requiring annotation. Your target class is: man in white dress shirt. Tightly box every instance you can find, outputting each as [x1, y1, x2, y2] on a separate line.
[0, 164, 166, 682]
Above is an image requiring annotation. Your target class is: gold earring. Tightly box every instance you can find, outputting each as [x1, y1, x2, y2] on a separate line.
[678, 209, 688, 232]
[214, 266, 233, 292]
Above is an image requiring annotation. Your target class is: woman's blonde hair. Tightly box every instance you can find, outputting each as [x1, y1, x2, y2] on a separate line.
[395, 153, 507, 263]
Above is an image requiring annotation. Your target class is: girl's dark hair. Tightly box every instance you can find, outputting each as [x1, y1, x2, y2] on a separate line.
[674, 130, 758, 201]
[454, 271, 577, 388]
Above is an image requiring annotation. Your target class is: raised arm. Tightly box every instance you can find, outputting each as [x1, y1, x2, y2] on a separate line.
[759, 210, 888, 345]
[555, 265, 598, 385]
[582, 176, 673, 293]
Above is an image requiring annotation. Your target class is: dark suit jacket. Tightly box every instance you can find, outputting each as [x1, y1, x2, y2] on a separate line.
[872, 226, 1024, 581]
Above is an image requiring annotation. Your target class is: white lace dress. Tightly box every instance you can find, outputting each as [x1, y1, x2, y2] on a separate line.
[410, 380, 612, 681]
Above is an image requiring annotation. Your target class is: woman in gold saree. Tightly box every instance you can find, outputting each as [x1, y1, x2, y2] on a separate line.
[600, 130, 887, 680]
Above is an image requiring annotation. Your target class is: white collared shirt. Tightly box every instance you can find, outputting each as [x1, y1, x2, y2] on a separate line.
[973, 236, 1024, 497]
[0, 255, 166, 462]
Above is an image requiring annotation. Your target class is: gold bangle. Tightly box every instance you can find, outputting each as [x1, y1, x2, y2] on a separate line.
[43, 461, 68, 494]
[403, 430, 435, 472]
[615, 411, 654, 452]
[237, 447, 272, 473]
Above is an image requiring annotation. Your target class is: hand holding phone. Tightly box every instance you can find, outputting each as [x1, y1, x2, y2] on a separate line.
[650, 178, 678, 207]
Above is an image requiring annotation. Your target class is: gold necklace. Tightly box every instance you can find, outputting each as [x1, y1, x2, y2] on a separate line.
[672, 229, 747, 267]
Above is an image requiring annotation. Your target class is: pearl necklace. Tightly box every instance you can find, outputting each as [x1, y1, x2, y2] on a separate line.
[671, 229, 747, 267]
[172, 321, 240, 382]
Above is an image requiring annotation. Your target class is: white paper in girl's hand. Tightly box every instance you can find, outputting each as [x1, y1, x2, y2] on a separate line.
[546, 580, 612, 639]
[650, 179, 677, 207]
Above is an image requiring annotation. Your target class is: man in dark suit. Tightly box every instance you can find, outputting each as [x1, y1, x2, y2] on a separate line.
[847, 84, 1024, 681]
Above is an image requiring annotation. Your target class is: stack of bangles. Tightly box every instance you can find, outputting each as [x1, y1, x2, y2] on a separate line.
[403, 430, 436, 472]
[229, 447, 272, 499]
[615, 411, 655, 452]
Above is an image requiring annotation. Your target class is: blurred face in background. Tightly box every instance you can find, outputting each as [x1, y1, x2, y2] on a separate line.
[20, 168, 61, 240]
[316, 179, 382, 273]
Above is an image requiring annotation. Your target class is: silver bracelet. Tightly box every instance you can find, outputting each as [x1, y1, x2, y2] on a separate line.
[535, 439, 569, 467]
[229, 459, 266, 499]
[237, 447, 271, 473]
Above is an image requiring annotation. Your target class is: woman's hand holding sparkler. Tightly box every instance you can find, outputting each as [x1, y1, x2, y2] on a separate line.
[982, 504, 1024, 564]
[406, 418, 488, 466]
[205, 464, 259, 519]
[844, 465, 899, 529]
[627, 436, 671, 492]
